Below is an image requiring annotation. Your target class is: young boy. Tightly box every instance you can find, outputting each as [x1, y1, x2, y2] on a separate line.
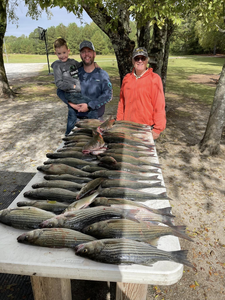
[51, 38, 98, 135]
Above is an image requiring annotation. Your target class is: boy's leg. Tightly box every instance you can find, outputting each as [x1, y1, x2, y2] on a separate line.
[67, 93, 92, 105]
[57, 89, 77, 135]
[87, 109, 99, 120]
[66, 106, 77, 135]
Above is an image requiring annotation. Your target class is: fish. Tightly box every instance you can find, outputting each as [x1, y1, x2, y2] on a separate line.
[102, 135, 154, 148]
[82, 131, 106, 154]
[100, 178, 163, 189]
[108, 124, 152, 133]
[82, 219, 193, 243]
[43, 157, 96, 169]
[75, 238, 193, 268]
[46, 151, 96, 161]
[63, 141, 88, 148]
[90, 170, 160, 180]
[0, 207, 55, 229]
[76, 178, 105, 200]
[17, 200, 69, 214]
[98, 187, 170, 201]
[24, 188, 79, 202]
[71, 127, 93, 135]
[107, 143, 154, 151]
[43, 174, 92, 183]
[101, 148, 154, 158]
[81, 165, 107, 172]
[75, 119, 102, 129]
[32, 180, 83, 191]
[97, 116, 116, 134]
[65, 190, 100, 212]
[57, 147, 83, 152]
[37, 163, 90, 177]
[17, 228, 96, 248]
[92, 197, 175, 226]
[114, 120, 152, 129]
[98, 156, 159, 173]
[62, 134, 92, 142]
[98, 153, 160, 167]
[39, 206, 139, 231]
[64, 139, 91, 145]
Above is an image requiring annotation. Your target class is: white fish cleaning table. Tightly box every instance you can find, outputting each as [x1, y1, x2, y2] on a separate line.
[0, 137, 184, 300]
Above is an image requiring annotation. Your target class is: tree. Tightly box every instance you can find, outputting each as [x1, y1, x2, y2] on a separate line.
[0, 0, 14, 98]
[199, 61, 225, 155]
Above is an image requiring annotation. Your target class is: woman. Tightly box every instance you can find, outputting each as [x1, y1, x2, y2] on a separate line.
[116, 47, 166, 140]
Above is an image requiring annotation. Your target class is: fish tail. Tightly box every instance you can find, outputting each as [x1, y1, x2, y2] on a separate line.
[171, 226, 194, 242]
[170, 250, 194, 268]
[157, 207, 175, 217]
[161, 215, 175, 227]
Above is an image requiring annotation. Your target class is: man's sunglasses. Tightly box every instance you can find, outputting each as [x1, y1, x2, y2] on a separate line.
[134, 56, 147, 62]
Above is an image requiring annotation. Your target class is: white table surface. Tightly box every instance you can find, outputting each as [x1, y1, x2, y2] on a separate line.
[0, 136, 183, 285]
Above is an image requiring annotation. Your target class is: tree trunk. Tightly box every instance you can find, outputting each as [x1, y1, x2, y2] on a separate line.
[199, 61, 225, 155]
[149, 19, 175, 92]
[82, 4, 135, 85]
[0, 0, 15, 98]
[161, 20, 175, 92]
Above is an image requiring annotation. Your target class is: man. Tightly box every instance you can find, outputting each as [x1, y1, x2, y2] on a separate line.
[116, 46, 166, 140]
[57, 40, 113, 135]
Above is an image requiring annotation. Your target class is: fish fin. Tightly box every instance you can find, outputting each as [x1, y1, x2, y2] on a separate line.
[156, 207, 175, 217]
[171, 225, 194, 242]
[161, 216, 175, 227]
[158, 192, 172, 200]
[170, 250, 194, 269]
[123, 208, 140, 223]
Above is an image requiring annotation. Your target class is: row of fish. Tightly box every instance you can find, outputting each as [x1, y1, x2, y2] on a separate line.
[0, 117, 193, 268]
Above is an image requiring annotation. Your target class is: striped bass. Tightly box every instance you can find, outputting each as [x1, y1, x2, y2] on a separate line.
[75, 238, 193, 268]
[43, 157, 96, 169]
[24, 188, 79, 202]
[17, 228, 96, 248]
[98, 187, 170, 201]
[39, 206, 139, 231]
[0, 207, 55, 229]
[82, 219, 193, 242]
[37, 163, 90, 177]
[32, 180, 83, 191]
[17, 200, 69, 213]
[44, 174, 92, 183]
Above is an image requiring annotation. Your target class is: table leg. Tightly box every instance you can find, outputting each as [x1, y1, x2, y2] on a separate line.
[31, 276, 72, 300]
[116, 282, 148, 300]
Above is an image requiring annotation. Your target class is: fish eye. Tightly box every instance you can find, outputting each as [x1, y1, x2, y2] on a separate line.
[83, 248, 88, 253]
[25, 235, 29, 240]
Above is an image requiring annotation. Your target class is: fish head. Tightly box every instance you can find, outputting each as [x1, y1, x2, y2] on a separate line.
[75, 240, 103, 258]
[17, 229, 41, 244]
[39, 216, 60, 228]
[82, 223, 98, 235]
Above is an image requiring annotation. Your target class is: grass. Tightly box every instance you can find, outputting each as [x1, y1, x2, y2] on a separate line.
[5, 54, 225, 105]
[166, 56, 224, 105]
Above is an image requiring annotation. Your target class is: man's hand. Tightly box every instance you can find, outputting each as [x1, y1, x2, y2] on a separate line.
[77, 103, 89, 112]
[152, 131, 160, 140]
[68, 102, 80, 110]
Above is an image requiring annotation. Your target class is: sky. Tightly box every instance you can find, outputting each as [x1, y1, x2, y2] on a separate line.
[6, 4, 92, 37]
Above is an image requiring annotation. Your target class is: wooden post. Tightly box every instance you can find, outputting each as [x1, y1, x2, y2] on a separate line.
[116, 282, 148, 300]
[31, 276, 72, 300]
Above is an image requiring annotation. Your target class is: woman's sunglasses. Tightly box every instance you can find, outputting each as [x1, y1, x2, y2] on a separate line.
[134, 56, 147, 62]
